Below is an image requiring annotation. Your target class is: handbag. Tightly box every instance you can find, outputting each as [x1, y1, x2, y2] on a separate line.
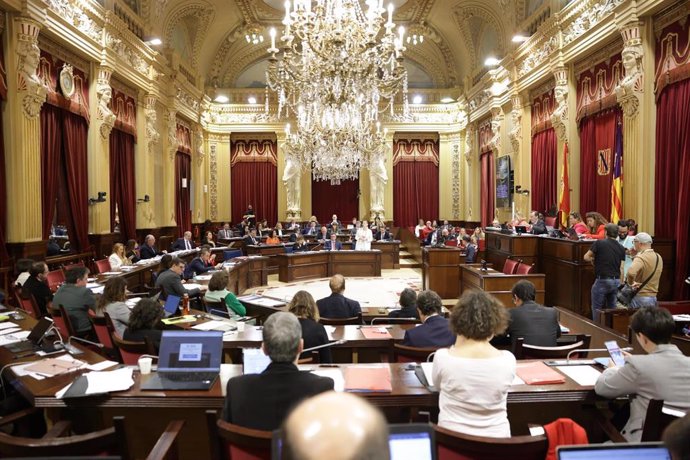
[617, 253, 660, 306]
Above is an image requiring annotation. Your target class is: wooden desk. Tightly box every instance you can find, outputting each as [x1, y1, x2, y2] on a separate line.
[244, 244, 292, 274]
[422, 248, 465, 299]
[276, 251, 382, 283]
[555, 307, 629, 351]
[340, 241, 400, 269]
[460, 266, 545, 307]
[485, 231, 539, 270]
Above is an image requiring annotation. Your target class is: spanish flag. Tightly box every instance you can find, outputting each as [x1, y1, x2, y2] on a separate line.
[610, 119, 623, 224]
[558, 142, 570, 228]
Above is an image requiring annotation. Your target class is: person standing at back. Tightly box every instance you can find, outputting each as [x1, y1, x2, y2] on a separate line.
[584, 223, 625, 320]
[626, 232, 663, 308]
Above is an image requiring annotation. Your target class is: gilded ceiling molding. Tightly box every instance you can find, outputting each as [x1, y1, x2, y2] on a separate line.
[46, 0, 104, 44]
[560, 0, 626, 47]
[615, 21, 644, 118]
[407, 22, 460, 87]
[207, 24, 248, 86]
[453, 3, 508, 70]
[403, 48, 448, 88]
[222, 46, 269, 87]
[97, 65, 116, 139]
[163, 2, 215, 69]
[410, 0, 437, 24]
[16, 18, 47, 119]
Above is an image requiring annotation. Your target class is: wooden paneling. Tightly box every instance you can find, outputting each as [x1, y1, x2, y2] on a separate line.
[460, 265, 545, 307]
[422, 248, 465, 299]
[276, 251, 382, 282]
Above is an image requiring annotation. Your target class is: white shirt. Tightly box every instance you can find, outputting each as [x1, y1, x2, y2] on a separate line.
[15, 272, 30, 286]
[432, 348, 516, 438]
[108, 253, 125, 271]
[415, 224, 425, 238]
[355, 228, 373, 251]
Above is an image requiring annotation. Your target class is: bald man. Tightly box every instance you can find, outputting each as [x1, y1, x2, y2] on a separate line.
[283, 392, 390, 460]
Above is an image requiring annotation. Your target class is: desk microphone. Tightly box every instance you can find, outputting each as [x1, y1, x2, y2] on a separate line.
[481, 259, 488, 272]
[62, 336, 104, 355]
[302, 339, 347, 353]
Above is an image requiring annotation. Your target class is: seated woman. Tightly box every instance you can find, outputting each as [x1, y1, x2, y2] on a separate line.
[568, 212, 589, 235]
[95, 276, 130, 337]
[293, 234, 310, 252]
[388, 288, 418, 319]
[125, 239, 139, 263]
[432, 290, 515, 438]
[203, 270, 246, 317]
[288, 290, 332, 363]
[108, 243, 129, 271]
[203, 231, 216, 248]
[275, 222, 284, 237]
[473, 227, 485, 240]
[123, 298, 163, 349]
[583, 211, 607, 239]
[464, 236, 479, 263]
[265, 230, 281, 245]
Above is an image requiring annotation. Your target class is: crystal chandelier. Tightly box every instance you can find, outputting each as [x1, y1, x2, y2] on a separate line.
[245, 26, 264, 45]
[266, 0, 409, 182]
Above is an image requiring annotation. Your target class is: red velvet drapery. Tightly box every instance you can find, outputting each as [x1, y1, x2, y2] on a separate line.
[175, 152, 192, 237]
[40, 105, 89, 251]
[110, 129, 137, 241]
[480, 152, 495, 226]
[655, 78, 690, 299]
[531, 128, 558, 214]
[392, 137, 439, 227]
[230, 162, 277, 225]
[311, 178, 360, 223]
[579, 109, 620, 219]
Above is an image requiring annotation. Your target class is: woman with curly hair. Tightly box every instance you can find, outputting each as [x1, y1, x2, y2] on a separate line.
[431, 290, 514, 438]
[123, 298, 163, 349]
[94, 277, 130, 337]
[583, 211, 608, 239]
[288, 290, 331, 363]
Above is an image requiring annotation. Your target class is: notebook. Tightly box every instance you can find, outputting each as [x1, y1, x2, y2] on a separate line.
[162, 294, 181, 318]
[140, 331, 223, 390]
[360, 326, 393, 339]
[344, 366, 392, 392]
[557, 443, 671, 460]
[516, 361, 566, 385]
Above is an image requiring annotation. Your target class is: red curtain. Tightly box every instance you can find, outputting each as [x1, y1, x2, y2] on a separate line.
[393, 161, 439, 227]
[655, 78, 690, 299]
[0, 105, 8, 263]
[531, 128, 558, 214]
[110, 129, 137, 241]
[480, 152, 495, 226]
[311, 178, 360, 223]
[175, 152, 192, 237]
[579, 109, 619, 218]
[41, 105, 61, 240]
[230, 162, 277, 225]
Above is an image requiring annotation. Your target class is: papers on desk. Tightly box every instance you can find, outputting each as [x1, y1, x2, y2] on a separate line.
[0, 327, 21, 336]
[0, 330, 30, 346]
[673, 314, 690, 321]
[237, 295, 285, 307]
[18, 355, 87, 380]
[312, 369, 345, 392]
[86, 283, 104, 294]
[420, 362, 435, 387]
[192, 320, 236, 332]
[56, 367, 134, 399]
[195, 274, 213, 281]
[555, 365, 602, 386]
[126, 297, 142, 308]
[183, 283, 204, 291]
[101, 272, 121, 276]
[0, 322, 17, 330]
[161, 315, 197, 325]
[559, 324, 571, 334]
[344, 365, 392, 392]
[360, 327, 393, 339]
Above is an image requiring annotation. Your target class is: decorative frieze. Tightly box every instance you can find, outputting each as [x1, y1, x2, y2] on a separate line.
[144, 94, 160, 154]
[15, 18, 47, 119]
[509, 94, 522, 154]
[517, 35, 558, 78]
[561, 0, 626, 46]
[450, 136, 461, 220]
[464, 123, 476, 166]
[47, 0, 103, 43]
[209, 143, 218, 220]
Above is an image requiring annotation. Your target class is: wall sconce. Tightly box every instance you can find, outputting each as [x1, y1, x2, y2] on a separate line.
[181, 178, 188, 188]
[514, 185, 530, 196]
[88, 191, 107, 205]
[137, 194, 150, 203]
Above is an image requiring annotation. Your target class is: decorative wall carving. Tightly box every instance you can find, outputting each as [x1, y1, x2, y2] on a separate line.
[561, 0, 626, 46]
[195, 126, 205, 166]
[509, 94, 522, 154]
[176, 86, 200, 113]
[489, 107, 503, 154]
[16, 19, 47, 119]
[47, 0, 103, 43]
[450, 136, 461, 219]
[97, 65, 116, 139]
[518, 35, 558, 78]
[282, 154, 301, 218]
[616, 22, 644, 118]
[167, 110, 178, 159]
[144, 94, 159, 154]
[209, 143, 217, 220]
[105, 26, 149, 76]
[551, 67, 569, 142]
[465, 123, 476, 165]
[369, 154, 388, 220]
[163, 2, 215, 69]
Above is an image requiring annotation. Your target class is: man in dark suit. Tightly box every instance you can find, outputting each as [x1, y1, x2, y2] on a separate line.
[507, 280, 560, 347]
[317, 226, 329, 242]
[52, 267, 96, 337]
[324, 234, 342, 251]
[172, 231, 195, 251]
[316, 274, 362, 320]
[374, 225, 391, 241]
[155, 257, 200, 299]
[302, 221, 318, 236]
[388, 288, 419, 319]
[223, 312, 334, 430]
[403, 290, 454, 348]
[217, 223, 233, 240]
[529, 211, 547, 235]
[183, 246, 216, 280]
[21, 262, 53, 317]
[243, 228, 260, 246]
[139, 234, 164, 259]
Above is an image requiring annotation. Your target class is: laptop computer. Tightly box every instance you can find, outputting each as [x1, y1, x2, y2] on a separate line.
[6, 317, 58, 354]
[162, 294, 181, 318]
[270, 423, 436, 460]
[140, 330, 223, 390]
[557, 443, 671, 460]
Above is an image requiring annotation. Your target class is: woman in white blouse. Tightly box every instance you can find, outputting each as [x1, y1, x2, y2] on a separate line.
[432, 290, 516, 438]
[108, 243, 129, 271]
[355, 220, 373, 251]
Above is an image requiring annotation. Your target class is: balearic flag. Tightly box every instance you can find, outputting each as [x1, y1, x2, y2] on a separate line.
[558, 142, 570, 228]
[610, 118, 623, 224]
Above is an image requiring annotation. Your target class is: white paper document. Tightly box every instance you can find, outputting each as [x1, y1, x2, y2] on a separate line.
[555, 365, 602, 386]
[311, 369, 345, 392]
[84, 367, 134, 395]
[420, 362, 434, 387]
[0, 330, 31, 346]
[0, 322, 19, 330]
[183, 283, 203, 291]
[193, 320, 235, 332]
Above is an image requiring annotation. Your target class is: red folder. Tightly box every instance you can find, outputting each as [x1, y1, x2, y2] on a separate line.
[516, 361, 566, 385]
[359, 327, 393, 339]
[344, 366, 392, 392]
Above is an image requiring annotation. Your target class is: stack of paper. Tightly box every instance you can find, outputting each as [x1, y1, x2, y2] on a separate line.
[56, 367, 134, 398]
[25, 356, 87, 378]
[555, 365, 601, 386]
[192, 320, 236, 332]
[360, 327, 393, 339]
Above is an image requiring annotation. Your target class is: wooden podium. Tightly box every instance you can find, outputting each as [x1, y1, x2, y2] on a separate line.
[422, 247, 465, 299]
[460, 265, 545, 307]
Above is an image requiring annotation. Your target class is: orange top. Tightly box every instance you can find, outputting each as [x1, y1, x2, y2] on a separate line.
[265, 236, 281, 245]
[583, 224, 605, 239]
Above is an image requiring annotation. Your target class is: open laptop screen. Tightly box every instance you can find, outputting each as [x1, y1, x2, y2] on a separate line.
[388, 424, 436, 460]
[157, 331, 222, 373]
[558, 443, 671, 460]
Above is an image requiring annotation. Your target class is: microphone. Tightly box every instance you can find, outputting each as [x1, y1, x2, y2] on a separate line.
[69, 336, 104, 348]
[481, 259, 488, 272]
[370, 317, 418, 325]
[302, 339, 347, 353]
[564, 347, 633, 363]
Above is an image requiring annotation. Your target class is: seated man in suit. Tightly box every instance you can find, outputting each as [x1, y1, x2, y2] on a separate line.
[52, 266, 96, 338]
[374, 225, 391, 241]
[139, 234, 165, 259]
[324, 233, 342, 251]
[317, 225, 329, 242]
[183, 246, 216, 279]
[506, 280, 559, 347]
[388, 288, 419, 319]
[595, 307, 690, 441]
[330, 214, 342, 230]
[316, 274, 362, 320]
[283, 392, 390, 460]
[293, 234, 310, 252]
[22, 262, 54, 317]
[155, 257, 200, 299]
[243, 228, 260, 246]
[403, 290, 454, 348]
[529, 211, 547, 235]
[224, 312, 334, 430]
[302, 221, 318, 236]
[217, 223, 233, 240]
[172, 231, 195, 251]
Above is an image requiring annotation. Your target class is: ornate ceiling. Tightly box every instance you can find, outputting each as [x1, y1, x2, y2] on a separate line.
[144, 0, 546, 93]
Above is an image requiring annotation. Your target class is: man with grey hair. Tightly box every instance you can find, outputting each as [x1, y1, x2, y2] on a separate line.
[626, 232, 663, 308]
[172, 231, 195, 251]
[283, 392, 390, 460]
[139, 234, 164, 259]
[223, 312, 334, 430]
[584, 223, 626, 320]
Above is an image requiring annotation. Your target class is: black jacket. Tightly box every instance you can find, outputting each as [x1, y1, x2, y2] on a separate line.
[298, 318, 332, 363]
[21, 275, 53, 317]
[316, 292, 362, 320]
[508, 300, 561, 347]
[139, 245, 160, 260]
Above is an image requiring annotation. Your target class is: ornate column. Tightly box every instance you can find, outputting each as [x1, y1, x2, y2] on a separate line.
[463, 122, 478, 222]
[438, 133, 454, 220]
[510, 92, 531, 218]
[615, 17, 653, 230]
[191, 125, 207, 223]
[368, 153, 388, 221]
[509, 93, 523, 156]
[135, 93, 157, 229]
[490, 107, 504, 222]
[164, 108, 178, 227]
[550, 64, 579, 212]
[87, 64, 116, 234]
[4, 17, 47, 258]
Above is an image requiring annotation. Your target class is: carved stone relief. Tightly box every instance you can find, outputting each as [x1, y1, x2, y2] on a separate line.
[465, 123, 476, 166]
[16, 19, 47, 119]
[489, 107, 503, 154]
[209, 143, 218, 220]
[97, 66, 116, 139]
[451, 137, 461, 220]
[615, 22, 644, 118]
[509, 94, 523, 155]
[145, 94, 160, 154]
[195, 126, 205, 166]
[550, 67, 569, 142]
[47, 0, 103, 43]
[167, 110, 178, 159]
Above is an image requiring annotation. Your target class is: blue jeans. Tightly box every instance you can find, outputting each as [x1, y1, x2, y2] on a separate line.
[629, 296, 657, 309]
[591, 278, 620, 320]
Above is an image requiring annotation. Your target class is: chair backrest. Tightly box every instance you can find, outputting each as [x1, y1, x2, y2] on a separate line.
[206, 410, 272, 460]
[319, 314, 362, 325]
[111, 333, 149, 365]
[392, 343, 438, 363]
[513, 334, 591, 360]
[46, 269, 65, 292]
[641, 399, 685, 442]
[434, 424, 548, 460]
[223, 250, 243, 261]
[545, 216, 557, 228]
[57, 304, 78, 338]
[146, 420, 185, 460]
[94, 259, 112, 274]
[0, 415, 127, 458]
[91, 314, 115, 350]
[204, 299, 226, 314]
[49, 305, 71, 339]
[14, 286, 41, 319]
[502, 258, 520, 275]
[515, 262, 535, 275]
